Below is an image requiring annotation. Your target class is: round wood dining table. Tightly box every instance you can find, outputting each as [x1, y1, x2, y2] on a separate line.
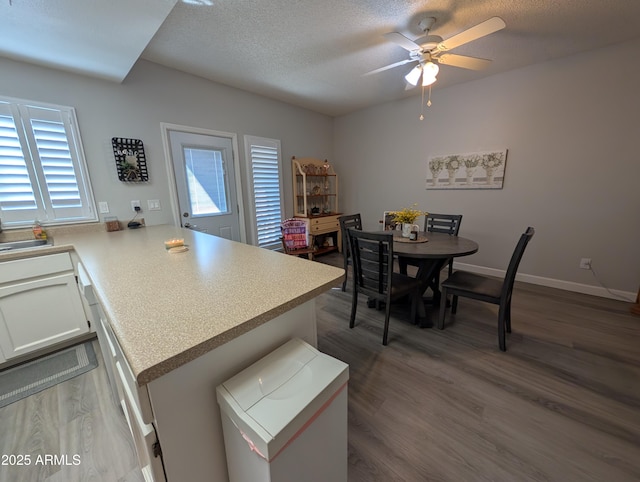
[393, 231, 479, 325]
[393, 231, 478, 262]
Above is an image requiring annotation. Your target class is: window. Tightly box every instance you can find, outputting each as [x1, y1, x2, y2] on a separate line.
[183, 146, 229, 216]
[244, 136, 284, 248]
[0, 96, 96, 228]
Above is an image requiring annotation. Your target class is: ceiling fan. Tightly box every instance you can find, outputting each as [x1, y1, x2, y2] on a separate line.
[368, 16, 506, 88]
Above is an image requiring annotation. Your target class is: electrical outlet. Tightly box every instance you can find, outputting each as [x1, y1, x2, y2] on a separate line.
[147, 199, 161, 211]
[579, 258, 592, 269]
[131, 200, 141, 212]
[98, 201, 109, 214]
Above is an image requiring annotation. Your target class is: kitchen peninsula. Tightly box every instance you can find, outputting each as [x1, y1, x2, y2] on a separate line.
[48, 224, 344, 481]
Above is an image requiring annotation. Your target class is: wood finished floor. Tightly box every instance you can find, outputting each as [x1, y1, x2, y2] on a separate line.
[0, 340, 143, 482]
[318, 253, 640, 481]
[1, 253, 638, 481]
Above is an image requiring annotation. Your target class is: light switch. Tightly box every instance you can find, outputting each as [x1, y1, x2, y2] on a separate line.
[148, 199, 161, 211]
[98, 201, 109, 213]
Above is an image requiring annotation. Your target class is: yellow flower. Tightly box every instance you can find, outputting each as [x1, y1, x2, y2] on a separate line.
[391, 204, 428, 224]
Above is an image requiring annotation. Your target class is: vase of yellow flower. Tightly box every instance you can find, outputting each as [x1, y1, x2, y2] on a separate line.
[392, 204, 428, 237]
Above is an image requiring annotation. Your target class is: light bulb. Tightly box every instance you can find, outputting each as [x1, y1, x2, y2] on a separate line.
[404, 65, 422, 86]
[422, 74, 437, 87]
[423, 61, 439, 78]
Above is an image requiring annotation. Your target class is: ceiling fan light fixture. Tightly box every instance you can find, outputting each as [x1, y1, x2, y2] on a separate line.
[423, 61, 439, 78]
[404, 65, 422, 86]
[422, 74, 437, 87]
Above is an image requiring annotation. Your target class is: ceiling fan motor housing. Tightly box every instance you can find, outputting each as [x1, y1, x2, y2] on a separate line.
[416, 35, 443, 51]
[417, 16, 436, 33]
[416, 17, 442, 51]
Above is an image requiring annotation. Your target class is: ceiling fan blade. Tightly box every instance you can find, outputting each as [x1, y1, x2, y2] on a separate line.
[364, 58, 415, 76]
[437, 53, 492, 70]
[436, 16, 506, 52]
[383, 32, 421, 52]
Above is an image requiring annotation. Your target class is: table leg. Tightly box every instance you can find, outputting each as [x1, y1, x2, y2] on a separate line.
[409, 257, 448, 302]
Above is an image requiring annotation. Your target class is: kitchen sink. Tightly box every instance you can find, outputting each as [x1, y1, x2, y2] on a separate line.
[0, 239, 52, 252]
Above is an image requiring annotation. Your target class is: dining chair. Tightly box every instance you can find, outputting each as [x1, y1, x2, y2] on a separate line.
[424, 213, 463, 278]
[338, 213, 362, 291]
[348, 229, 422, 345]
[438, 227, 535, 351]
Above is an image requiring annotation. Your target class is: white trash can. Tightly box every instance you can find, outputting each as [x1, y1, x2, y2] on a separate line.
[216, 338, 349, 482]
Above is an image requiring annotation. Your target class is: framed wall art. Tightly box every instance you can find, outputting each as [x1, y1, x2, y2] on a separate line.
[426, 149, 507, 190]
[112, 137, 149, 182]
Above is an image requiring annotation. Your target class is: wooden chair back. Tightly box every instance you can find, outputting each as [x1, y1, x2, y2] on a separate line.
[349, 229, 394, 303]
[338, 213, 363, 291]
[424, 213, 463, 235]
[501, 227, 535, 303]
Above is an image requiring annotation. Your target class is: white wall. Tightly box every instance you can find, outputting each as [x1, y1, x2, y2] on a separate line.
[0, 58, 333, 231]
[2, 39, 638, 297]
[334, 37, 640, 296]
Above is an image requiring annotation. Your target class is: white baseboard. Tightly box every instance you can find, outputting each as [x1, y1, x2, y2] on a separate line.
[452, 261, 636, 302]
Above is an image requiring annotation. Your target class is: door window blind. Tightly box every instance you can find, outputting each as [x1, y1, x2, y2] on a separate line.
[244, 136, 284, 248]
[0, 97, 96, 227]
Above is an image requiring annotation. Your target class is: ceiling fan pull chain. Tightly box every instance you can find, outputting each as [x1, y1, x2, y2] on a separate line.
[419, 85, 434, 120]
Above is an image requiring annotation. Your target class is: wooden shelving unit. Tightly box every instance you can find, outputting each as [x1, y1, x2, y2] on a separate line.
[292, 157, 342, 254]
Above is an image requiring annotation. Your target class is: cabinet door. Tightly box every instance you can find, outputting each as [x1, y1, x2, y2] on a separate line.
[0, 273, 89, 359]
[117, 361, 166, 482]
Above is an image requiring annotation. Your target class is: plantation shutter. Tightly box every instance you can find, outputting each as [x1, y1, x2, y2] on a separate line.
[245, 136, 284, 248]
[0, 97, 96, 226]
[0, 102, 40, 221]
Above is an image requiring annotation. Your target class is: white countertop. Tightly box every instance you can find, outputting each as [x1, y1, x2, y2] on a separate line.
[1, 225, 344, 385]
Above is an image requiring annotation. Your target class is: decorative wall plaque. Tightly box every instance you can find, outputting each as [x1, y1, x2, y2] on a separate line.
[426, 149, 507, 190]
[111, 137, 149, 182]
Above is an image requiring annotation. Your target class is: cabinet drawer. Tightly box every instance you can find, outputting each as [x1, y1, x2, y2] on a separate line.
[0, 252, 72, 285]
[310, 220, 340, 234]
[309, 215, 339, 226]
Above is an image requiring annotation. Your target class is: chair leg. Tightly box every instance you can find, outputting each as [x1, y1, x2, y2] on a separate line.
[438, 287, 447, 330]
[505, 300, 512, 333]
[342, 254, 349, 292]
[349, 289, 358, 329]
[498, 305, 507, 351]
[451, 295, 459, 314]
[382, 300, 391, 345]
[448, 259, 454, 278]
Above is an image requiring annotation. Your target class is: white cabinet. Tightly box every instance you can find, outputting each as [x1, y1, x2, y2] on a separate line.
[94, 302, 165, 482]
[0, 253, 89, 360]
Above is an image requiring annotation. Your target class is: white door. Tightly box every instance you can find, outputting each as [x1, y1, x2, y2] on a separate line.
[168, 129, 241, 241]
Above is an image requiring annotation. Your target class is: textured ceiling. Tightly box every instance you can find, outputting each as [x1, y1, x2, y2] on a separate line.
[0, 0, 177, 82]
[3, 0, 640, 116]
